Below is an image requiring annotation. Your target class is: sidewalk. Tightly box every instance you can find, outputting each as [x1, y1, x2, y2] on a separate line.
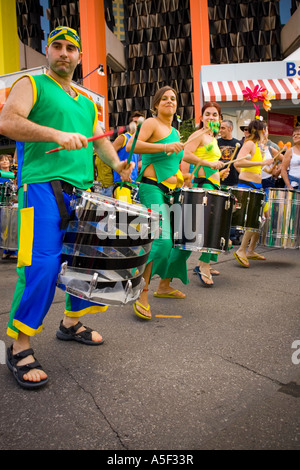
[0, 246, 299, 450]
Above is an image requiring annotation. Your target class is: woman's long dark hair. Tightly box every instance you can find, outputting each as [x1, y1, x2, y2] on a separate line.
[246, 119, 266, 143]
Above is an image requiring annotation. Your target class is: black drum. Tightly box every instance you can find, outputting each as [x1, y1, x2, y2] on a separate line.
[222, 187, 249, 230]
[223, 186, 265, 232]
[244, 188, 265, 232]
[173, 187, 235, 253]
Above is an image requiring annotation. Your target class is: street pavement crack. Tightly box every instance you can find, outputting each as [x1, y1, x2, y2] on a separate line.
[216, 354, 284, 386]
[58, 361, 128, 449]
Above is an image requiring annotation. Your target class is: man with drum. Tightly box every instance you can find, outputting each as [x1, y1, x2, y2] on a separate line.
[0, 26, 133, 389]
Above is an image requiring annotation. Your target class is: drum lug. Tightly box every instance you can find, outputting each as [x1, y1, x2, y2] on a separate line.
[124, 279, 133, 303]
[76, 203, 84, 219]
[88, 273, 98, 295]
[225, 200, 230, 210]
[203, 195, 208, 206]
[169, 195, 174, 205]
[60, 261, 68, 275]
[220, 237, 226, 249]
[179, 194, 184, 204]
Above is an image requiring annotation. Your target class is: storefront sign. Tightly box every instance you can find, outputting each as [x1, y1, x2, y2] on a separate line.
[286, 61, 300, 78]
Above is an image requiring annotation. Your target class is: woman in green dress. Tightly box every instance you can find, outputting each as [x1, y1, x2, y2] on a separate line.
[126, 86, 191, 320]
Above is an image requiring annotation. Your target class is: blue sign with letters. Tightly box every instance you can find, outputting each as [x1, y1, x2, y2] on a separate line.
[286, 62, 300, 77]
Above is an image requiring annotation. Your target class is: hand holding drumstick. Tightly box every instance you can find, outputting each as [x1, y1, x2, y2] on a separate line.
[262, 146, 286, 173]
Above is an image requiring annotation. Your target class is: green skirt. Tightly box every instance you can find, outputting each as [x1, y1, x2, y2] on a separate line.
[138, 182, 191, 284]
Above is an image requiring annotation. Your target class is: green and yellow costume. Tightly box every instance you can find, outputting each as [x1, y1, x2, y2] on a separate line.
[137, 127, 190, 283]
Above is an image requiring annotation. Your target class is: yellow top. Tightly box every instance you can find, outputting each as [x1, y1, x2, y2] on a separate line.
[240, 143, 263, 174]
[194, 137, 221, 162]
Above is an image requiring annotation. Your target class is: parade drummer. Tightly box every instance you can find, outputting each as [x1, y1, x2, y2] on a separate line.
[0, 26, 133, 389]
[181, 101, 225, 287]
[126, 86, 191, 320]
[233, 119, 274, 268]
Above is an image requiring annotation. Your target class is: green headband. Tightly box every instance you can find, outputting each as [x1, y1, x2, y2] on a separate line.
[48, 27, 81, 52]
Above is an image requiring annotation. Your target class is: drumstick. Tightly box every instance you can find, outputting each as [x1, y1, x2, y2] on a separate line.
[45, 126, 126, 154]
[23, 183, 28, 208]
[262, 146, 287, 173]
[222, 154, 252, 168]
[183, 156, 219, 187]
[273, 145, 287, 161]
[228, 142, 241, 161]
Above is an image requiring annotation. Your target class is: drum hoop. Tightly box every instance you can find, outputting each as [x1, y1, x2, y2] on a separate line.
[228, 187, 265, 195]
[180, 187, 230, 197]
[75, 189, 158, 221]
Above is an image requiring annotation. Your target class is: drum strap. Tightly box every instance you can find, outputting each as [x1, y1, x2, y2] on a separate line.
[141, 176, 178, 195]
[238, 179, 257, 189]
[194, 177, 220, 190]
[50, 180, 73, 230]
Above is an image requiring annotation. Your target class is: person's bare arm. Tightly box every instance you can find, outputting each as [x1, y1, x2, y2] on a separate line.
[112, 134, 126, 152]
[126, 118, 183, 155]
[0, 77, 88, 150]
[281, 148, 293, 188]
[234, 141, 273, 168]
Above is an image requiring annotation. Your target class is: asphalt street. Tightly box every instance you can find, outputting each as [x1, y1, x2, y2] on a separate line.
[0, 245, 299, 452]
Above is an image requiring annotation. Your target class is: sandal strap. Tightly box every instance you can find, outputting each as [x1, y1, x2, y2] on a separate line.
[17, 360, 43, 373]
[59, 320, 83, 335]
[12, 348, 35, 361]
[59, 321, 93, 340]
[68, 321, 83, 333]
[76, 326, 93, 341]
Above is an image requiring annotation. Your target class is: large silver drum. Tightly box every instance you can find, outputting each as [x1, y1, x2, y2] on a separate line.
[57, 191, 160, 305]
[261, 188, 300, 249]
[0, 204, 18, 251]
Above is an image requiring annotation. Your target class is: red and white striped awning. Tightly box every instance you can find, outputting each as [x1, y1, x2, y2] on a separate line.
[202, 78, 300, 102]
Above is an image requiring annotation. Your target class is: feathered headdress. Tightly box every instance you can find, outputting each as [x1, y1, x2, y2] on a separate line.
[242, 85, 274, 119]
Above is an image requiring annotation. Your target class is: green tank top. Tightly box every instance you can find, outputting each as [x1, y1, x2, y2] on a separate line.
[137, 127, 183, 184]
[17, 73, 97, 189]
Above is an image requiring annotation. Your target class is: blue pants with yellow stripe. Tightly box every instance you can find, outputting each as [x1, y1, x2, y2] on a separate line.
[7, 182, 107, 340]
